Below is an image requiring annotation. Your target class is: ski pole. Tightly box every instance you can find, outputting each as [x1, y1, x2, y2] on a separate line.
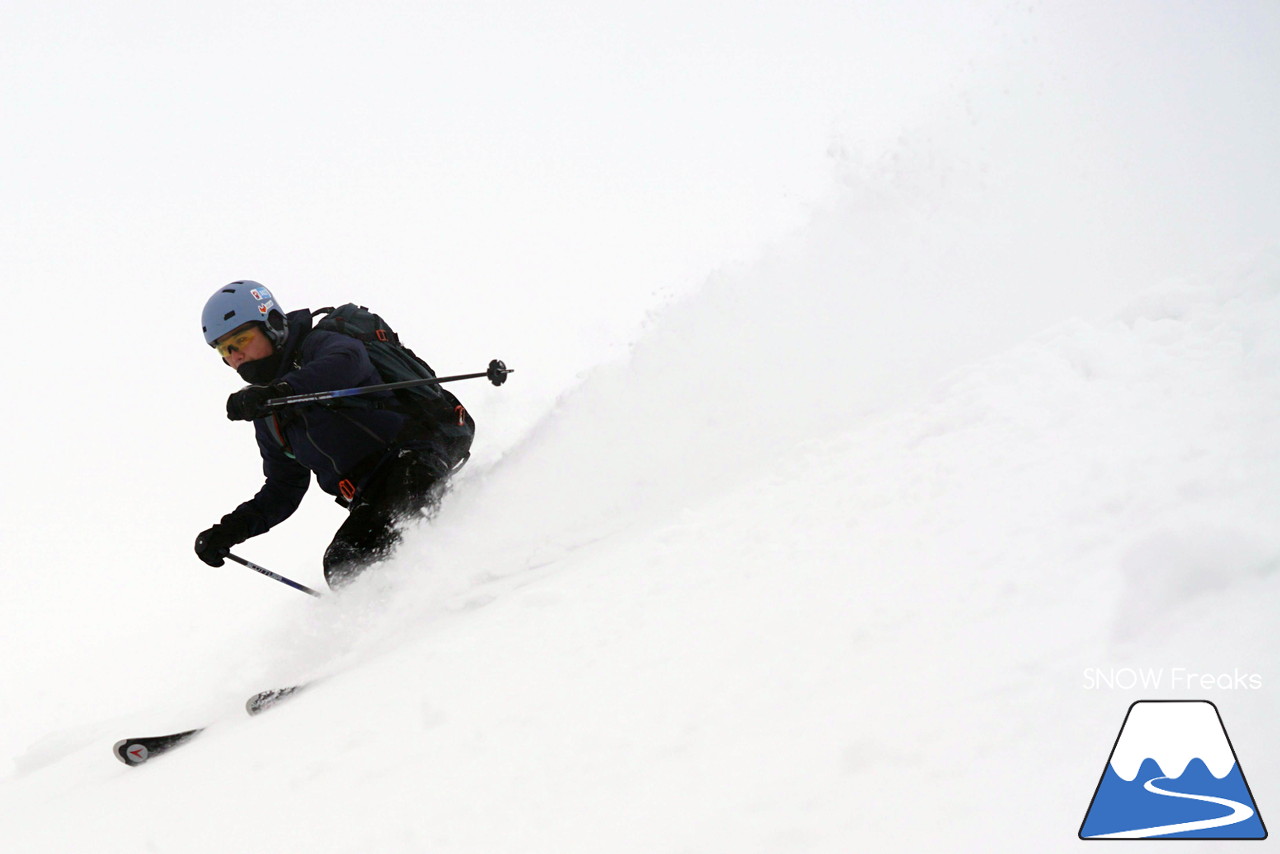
[265, 359, 512, 410]
[226, 552, 322, 597]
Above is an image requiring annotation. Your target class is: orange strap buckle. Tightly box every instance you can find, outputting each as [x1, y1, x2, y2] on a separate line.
[338, 479, 357, 502]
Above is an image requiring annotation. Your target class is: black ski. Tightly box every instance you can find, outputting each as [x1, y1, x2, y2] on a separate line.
[246, 683, 307, 715]
[114, 729, 203, 766]
[115, 683, 309, 766]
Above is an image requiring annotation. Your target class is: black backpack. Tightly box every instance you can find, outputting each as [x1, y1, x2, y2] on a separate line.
[312, 304, 475, 465]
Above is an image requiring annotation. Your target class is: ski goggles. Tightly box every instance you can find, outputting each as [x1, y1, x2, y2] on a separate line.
[213, 325, 262, 358]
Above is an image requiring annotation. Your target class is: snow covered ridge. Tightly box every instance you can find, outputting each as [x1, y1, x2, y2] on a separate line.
[378, 248, 1280, 851]
[425, 240, 1280, 616]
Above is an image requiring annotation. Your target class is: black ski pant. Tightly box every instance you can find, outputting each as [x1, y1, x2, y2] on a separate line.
[322, 448, 454, 589]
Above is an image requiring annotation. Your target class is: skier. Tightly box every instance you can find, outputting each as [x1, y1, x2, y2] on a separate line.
[194, 282, 464, 589]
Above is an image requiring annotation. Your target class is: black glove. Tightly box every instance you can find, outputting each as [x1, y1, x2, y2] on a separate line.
[194, 515, 252, 567]
[226, 381, 291, 421]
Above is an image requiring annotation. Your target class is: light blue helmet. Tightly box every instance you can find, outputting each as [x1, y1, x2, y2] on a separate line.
[201, 281, 288, 347]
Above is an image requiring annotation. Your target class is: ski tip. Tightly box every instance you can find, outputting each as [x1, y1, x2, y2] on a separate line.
[113, 729, 202, 767]
[114, 739, 150, 767]
[246, 684, 306, 716]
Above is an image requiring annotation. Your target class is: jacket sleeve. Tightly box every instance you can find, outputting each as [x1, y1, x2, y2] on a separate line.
[228, 424, 312, 537]
[278, 331, 375, 395]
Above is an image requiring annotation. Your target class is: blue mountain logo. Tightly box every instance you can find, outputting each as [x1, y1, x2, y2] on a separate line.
[1080, 700, 1266, 839]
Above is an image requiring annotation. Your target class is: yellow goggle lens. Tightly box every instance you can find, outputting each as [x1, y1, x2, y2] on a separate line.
[214, 327, 260, 358]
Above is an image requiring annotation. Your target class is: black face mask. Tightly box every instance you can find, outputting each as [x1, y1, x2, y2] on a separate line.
[236, 350, 284, 385]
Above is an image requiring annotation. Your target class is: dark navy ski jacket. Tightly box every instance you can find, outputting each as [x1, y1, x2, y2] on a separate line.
[229, 309, 415, 537]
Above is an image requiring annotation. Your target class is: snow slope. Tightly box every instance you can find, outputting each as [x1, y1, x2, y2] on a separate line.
[3, 198, 1279, 852]
[3, 3, 1280, 852]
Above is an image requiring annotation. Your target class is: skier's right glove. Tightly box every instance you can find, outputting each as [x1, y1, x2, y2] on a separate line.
[226, 381, 292, 422]
[194, 515, 252, 567]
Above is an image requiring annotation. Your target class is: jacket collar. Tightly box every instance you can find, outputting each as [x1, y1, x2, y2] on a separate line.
[235, 309, 314, 384]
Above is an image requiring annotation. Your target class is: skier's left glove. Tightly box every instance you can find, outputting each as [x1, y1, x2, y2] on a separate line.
[194, 515, 252, 567]
[226, 381, 291, 421]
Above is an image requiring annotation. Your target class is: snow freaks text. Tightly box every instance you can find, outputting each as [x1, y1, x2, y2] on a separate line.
[1083, 668, 1263, 692]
